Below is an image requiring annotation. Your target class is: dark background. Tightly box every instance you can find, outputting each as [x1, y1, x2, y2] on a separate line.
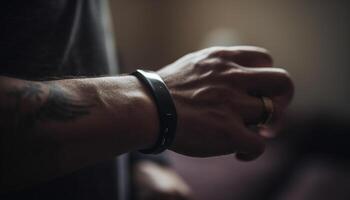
[109, 1, 350, 199]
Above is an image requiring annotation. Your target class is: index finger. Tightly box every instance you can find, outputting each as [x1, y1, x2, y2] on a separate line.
[208, 46, 274, 67]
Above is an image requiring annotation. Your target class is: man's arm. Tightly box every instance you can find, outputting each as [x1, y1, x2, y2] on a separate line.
[0, 46, 294, 192]
[0, 75, 158, 191]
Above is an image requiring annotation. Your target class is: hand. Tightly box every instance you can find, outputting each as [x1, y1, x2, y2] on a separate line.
[158, 46, 294, 160]
[133, 161, 193, 200]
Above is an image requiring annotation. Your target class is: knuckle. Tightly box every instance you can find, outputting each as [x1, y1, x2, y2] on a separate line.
[195, 57, 235, 73]
[227, 68, 251, 82]
[275, 68, 292, 83]
[198, 46, 223, 56]
[208, 49, 237, 59]
[253, 51, 274, 66]
[195, 57, 222, 69]
[264, 68, 294, 99]
[276, 69, 294, 99]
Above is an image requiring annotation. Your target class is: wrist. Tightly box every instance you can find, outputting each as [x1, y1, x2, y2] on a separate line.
[127, 75, 159, 149]
[81, 75, 159, 151]
[131, 70, 178, 154]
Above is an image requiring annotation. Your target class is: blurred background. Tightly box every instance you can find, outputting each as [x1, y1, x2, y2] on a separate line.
[109, 1, 350, 199]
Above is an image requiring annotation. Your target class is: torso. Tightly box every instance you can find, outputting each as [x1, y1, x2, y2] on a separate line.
[0, 0, 110, 79]
[0, 1, 119, 199]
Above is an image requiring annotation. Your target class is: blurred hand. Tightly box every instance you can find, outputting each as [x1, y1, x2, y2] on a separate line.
[158, 46, 294, 160]
[133, 161, 193, 200]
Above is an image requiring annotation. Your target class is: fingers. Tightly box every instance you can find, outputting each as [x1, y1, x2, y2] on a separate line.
[201, 46, 292, 103]
[233, 94, 266, 125]
[231, 122, 265, 161]
[242, 67, 294, 101]
[242, 68, 293, 127]
[207, 46, 273, 67]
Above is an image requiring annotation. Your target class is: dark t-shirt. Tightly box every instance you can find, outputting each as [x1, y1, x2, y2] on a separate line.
[0, 0, 111, 79]
[0, 1, 120, 199]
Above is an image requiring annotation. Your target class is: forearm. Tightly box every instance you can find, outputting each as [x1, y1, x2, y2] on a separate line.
[0, 75, 158, 191]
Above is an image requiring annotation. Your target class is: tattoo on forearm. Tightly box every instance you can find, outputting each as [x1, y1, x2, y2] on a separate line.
[13, 82, 44, 102]
[8, 82, 94, 124]
[36, 84, 93, 122]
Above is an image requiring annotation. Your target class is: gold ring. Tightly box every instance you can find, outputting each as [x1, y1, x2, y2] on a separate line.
[257, 96, 274, 127]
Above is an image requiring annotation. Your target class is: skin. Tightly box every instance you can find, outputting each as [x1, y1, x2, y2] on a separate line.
[133, 161, 193, 200]
[160, 46, 294, 159]
[0, 46, 293, 192]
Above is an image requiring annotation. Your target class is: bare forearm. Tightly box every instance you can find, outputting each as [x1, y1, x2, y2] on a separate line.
[0, 75, 158, 190]
[0, 46, 295, 192]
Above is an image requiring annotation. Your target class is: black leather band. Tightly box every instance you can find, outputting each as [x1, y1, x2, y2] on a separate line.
[131, 69, 177, 154]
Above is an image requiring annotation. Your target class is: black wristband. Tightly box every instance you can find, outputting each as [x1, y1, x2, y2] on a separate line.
[131, 69, 177, 154]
